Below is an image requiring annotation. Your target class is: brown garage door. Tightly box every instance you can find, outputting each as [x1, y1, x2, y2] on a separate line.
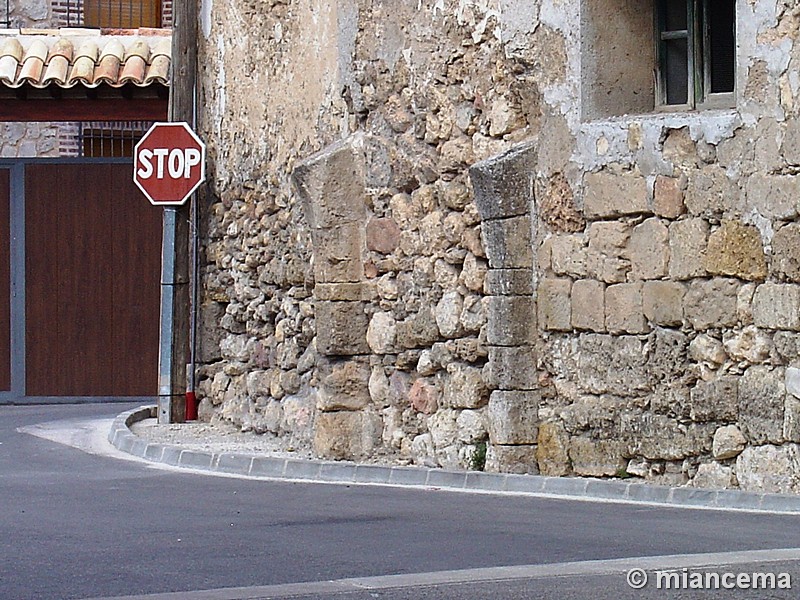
[25, 163, 162, 396]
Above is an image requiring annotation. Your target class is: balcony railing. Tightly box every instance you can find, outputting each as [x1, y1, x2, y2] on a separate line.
[65, 0, 162, 29]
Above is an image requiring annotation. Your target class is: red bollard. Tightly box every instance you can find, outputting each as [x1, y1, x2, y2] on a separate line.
[185, 391, 198, 421]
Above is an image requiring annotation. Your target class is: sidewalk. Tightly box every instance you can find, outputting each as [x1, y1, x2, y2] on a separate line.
[110, 405, 800, 515]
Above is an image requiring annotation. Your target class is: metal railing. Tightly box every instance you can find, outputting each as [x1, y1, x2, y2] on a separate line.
[79, 121, 152, 158]
[65, 0, 162, 29]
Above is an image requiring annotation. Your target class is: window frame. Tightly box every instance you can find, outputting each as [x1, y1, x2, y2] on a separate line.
[655, 0, 736, 111]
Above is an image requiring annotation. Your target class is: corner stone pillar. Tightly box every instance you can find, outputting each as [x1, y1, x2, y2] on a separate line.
[292, 135, 378, 460]
[470, 142, 540, 474]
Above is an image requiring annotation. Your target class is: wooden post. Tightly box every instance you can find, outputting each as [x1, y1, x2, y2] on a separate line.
[158, 0, 197, 424]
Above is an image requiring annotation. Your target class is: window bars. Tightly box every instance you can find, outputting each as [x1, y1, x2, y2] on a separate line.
[65, 0, 161, 29]
[79, 121, 152, 158]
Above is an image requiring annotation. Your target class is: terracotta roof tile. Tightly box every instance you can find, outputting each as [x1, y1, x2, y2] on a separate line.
[0, 29, 171, 90]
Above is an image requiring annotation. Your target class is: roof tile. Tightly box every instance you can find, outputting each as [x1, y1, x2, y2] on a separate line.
[0, 29, 171, 90]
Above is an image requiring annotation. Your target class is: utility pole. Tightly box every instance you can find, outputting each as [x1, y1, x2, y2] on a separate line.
[158, 0, 197, 424]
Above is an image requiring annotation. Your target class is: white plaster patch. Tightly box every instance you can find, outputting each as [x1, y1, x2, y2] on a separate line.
[201, 0, 213, 38]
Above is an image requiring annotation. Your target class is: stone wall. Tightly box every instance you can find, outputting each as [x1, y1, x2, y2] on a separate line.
[5, 0, 50, 27]
[196, 0, 800, 493]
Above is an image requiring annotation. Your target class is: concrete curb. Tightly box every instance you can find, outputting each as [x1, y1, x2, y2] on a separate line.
[109, 406, 800, 514]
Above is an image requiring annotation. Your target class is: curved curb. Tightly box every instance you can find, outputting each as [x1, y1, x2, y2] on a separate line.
[109, 406, 800, 514]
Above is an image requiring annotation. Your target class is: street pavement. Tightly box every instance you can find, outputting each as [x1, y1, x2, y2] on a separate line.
[3, 403, 800, 600]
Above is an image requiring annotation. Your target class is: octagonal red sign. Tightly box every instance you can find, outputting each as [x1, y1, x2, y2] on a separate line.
[134, 122, 206, 206]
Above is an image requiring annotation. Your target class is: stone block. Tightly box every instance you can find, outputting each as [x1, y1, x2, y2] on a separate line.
[689, 376, 738, 422]
[684, 165, 742, 217]
[315, 301, 369, 356]
[629, 218, 669, 280]
[480, 216, 533, 269]
[486, 390, 540, 444]
[577, 334, 651, 396]
[785, 396, 800, 443]
[752, 283, 800, 331]
[486, 295, 536, 345]
[484, 444, 539, 474]
[537, 278, 572, 332]
[745, 173, 799, 220]
[583, 168, 649, 219]
[443, 363, 489, 409]
[484, 269, 534, 296]
[683, 278, 738, 330]
[470, 141, 536, 220]
[314, 282, 375, 302]
[536, 421, 570, 476]
[316, 358, 371, 411]
[485, 346, 538, 390]
[550, 234, 587, 278]
[605, 282, 648, 334]
[642, 281, 685, 327]
[669, 218, 708, 280]
[704, 221, 767, 281]
[568, 436, 626, 477]
[366, 217, 401, 254]
[738, 366, 786, 445]
[310, 224, 365, 283]
[689, 333, 727, 366]
[771, 223, 800, 282]
[652, 175, 686, 219]
[435, 291, 464, 339]
[691, 462, 734, 489]
[621, 413, 715, 460]
[712, 425, 747, 460]
[736, 444, 800, 494]
[586, 221, 631, 283]
[571, 279, 605, 332]
[313, 410, 382, 461]
[408, 378, 440, 414]
[366, 311, 397, 354]
[293, 136, 366, 229]
[396, 307, 441, 349]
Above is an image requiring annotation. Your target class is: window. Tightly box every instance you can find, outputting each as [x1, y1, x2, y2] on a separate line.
[656, 0, 736, 108]
[81, 0, 161, 28]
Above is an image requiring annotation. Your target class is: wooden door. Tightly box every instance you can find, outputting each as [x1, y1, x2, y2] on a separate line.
[24, 163, 162, 396]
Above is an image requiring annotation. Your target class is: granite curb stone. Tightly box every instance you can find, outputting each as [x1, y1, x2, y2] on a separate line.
[109, 406, 800, 514]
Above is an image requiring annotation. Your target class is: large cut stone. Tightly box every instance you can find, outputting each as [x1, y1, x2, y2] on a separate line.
[480, 216, 533, 269]
[485, 444, 539, 474]
[683, 278, 738, 330]
[669, 218, 708, 280]
[536, 421, 570, 476]
[485, 346, 538, 391]
[315, 301, 369, 356]
[537, 278, 572, 332]
[583, 168, 649, 219]
[629, 218, 670, 280]
[568, 436, 626, 477]
[771, 223, 800, 282]
[738, 366, 786, 445]
[470, 141, 536, 221]
[486, 390, 540, 444]
[577, 334, 650, 396]
[752, 283, 800, 331]
[293, 135, 366, 229]
[736, 444, 800, 494]
[313, 410, 382, 461]
[605, 282, 648, 334]
[642, 281, 685, 327]
[484, 269, 533, 296]
[316, 359, 371, 411]
[310, 224, 365, 283]
[571, 279, 605, 332]
[703, 221, 767, 281]
[486, 295, 535, 345]
[689, 377, 738, 422]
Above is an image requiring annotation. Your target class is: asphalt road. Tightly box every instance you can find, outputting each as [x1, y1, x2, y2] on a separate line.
[2, 403, 800, 600]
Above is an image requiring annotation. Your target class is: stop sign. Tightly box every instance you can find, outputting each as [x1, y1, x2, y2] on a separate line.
[133, 122, 206, 205]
